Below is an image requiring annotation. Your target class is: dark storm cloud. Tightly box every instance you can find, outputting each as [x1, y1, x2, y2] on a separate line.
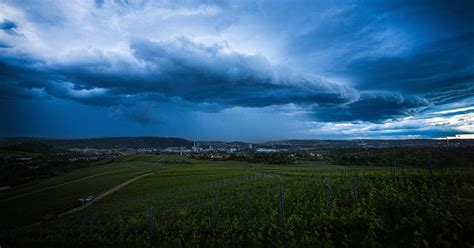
[424, 85, 474, 106]
[0, 37, 361, 111]
[0, 35, 437, 123]
[128, 37, 359, 107]
[289, 0, 474, 57]
[111, 102, 164, 125]
[312, 92, 430, 122]
[285, 0, 473, 108]
[0, 0, 472, 138]
[0, 19, 22, 36]
[0, 42, 12, 48]
[377, 0, 474, 35]
[341, 32, 474, 99]
[94, 0, 105, 8]
[0, 19, 17, 31]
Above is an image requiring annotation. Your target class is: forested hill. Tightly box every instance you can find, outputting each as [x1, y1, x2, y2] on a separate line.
[0, 137, 194, 150]
[0, 142, 66, 155]
[1, 137, 473, 150]
[44, 137, 194, 149]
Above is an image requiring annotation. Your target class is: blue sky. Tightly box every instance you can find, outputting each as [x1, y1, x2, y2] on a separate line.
[0, 0, 473, 141]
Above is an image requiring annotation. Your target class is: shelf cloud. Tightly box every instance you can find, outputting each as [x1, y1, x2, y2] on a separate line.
[0, 0, 473, 140]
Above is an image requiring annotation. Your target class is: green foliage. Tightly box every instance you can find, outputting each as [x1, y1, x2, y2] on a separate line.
[2, 156, 473, 247]
[328, 147, 474, 167]
[0, 142, 96, 186]
[0, 142, 65, 154]
[43, 137, 194, 149]
[229, 152, 297, 165]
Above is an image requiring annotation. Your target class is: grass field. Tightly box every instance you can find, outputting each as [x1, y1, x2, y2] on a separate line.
[0, 155, 160, 229]
[1, 154, 473, 247]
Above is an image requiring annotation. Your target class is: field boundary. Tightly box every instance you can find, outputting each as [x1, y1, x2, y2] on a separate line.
[58, 172, 154, 217]
[0, 168, 129, 202]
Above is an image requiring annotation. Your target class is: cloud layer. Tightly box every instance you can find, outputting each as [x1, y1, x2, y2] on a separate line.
[0, 0, 473, 139]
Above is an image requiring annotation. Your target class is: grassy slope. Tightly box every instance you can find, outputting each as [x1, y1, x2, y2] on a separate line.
[0, 154, 354, 229]
[3, 154, 473, 247]
[0, 154, 169, 229]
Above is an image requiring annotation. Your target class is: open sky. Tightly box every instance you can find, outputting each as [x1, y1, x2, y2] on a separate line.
[0, 0, 473, 141]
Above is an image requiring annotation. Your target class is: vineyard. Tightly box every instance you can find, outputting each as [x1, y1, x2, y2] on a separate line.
[1, 155, 474, 247]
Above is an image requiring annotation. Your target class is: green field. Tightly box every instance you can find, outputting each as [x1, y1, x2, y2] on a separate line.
[1, 154, 473, 247]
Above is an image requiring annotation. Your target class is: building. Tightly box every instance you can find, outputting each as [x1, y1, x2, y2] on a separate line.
[256, 148, 278, 153]
[192, 141, 201, 153]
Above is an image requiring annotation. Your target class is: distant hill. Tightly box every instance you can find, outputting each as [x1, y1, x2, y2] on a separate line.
[40, 137, 194, 149]
[1, 137, 473, 150]
[0, 142, 65, 155]
[263, 139, 474, 148]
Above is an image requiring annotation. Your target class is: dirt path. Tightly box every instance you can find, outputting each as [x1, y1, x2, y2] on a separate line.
[1, 168, 129, 202]
[58, 172, 153, 217]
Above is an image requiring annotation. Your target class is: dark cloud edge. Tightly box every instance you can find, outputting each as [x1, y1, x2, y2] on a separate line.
[0, 37, 444, 124]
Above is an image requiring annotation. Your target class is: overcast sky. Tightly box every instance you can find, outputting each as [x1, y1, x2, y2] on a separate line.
[1, 0, 473, 141]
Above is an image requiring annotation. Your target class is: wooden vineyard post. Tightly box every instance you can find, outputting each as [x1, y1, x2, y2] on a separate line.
[351, 174, 359, 202]
[246, 192, 251, 221]
[393, 161, 401, 190]
[146, 207, 155, 247]
[428, 160, 434, 178]
[392, 161, 396, 177]
[278, 182, 288, 248]
[211, 196, 218, 234]
[38, 222, 43, 241]
[325, 179, 333, 210]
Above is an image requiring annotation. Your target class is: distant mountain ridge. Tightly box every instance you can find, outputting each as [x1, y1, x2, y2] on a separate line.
[263, 139, 474, 148]
[1, 137, 473, 150]
[0, 141, 64, 154]
[0, 137, 194, 149]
